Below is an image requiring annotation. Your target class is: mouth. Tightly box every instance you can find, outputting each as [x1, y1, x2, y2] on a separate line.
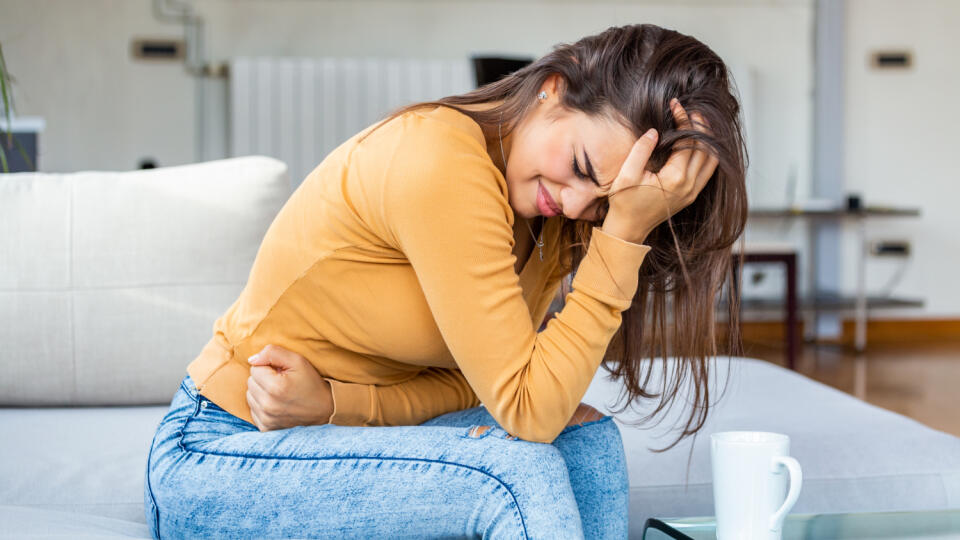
[537, 181, 562, 217]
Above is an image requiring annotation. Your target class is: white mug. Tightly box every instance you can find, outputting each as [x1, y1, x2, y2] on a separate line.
[710, 431, 803, 540]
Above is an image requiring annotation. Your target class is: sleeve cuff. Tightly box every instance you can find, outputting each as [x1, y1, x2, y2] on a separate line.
[570, 226, 651, 311]
[324, 378, 374, 426]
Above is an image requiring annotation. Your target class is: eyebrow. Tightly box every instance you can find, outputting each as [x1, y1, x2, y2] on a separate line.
[583, 149, 600, 185]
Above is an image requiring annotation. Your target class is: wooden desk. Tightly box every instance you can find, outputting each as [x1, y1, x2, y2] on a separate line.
[748, 206, 923, 353]
[732, 250, 799, 370]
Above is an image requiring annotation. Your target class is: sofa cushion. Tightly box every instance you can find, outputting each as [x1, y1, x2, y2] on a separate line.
[0, 504, 153, 538]
[0, 156, 291, 406]
[0, 403, 168, 528]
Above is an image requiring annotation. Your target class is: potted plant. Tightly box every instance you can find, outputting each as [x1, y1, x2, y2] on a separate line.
[0, 42, 35, 172]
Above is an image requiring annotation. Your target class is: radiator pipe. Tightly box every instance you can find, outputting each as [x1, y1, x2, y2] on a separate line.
[151, 0, 208, 162]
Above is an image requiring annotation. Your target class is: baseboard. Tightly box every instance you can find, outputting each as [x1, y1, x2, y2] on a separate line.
[839, 318, 960, 344]
[738, 321, 803, 343]
[738, 318, 960, 345]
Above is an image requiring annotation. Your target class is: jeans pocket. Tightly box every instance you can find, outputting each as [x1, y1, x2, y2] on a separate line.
[196, 395, 256, 426]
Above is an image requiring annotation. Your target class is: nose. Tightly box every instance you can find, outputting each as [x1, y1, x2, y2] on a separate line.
[559, 184, 600, 220]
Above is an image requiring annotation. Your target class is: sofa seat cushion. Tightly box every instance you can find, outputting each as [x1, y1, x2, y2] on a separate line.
[2, 357, 958, 539]
[1, 405, 168, 528]
[0, 505, 152, 539]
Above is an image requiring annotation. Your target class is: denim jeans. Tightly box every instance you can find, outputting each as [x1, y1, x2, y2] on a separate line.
[143, 373, 629, 539]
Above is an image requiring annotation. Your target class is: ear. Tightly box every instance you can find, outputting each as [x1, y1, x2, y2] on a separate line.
[539, 73, 564, 100]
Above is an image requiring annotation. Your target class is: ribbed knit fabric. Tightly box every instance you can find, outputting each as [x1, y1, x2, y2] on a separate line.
[186, 105, 650, 444]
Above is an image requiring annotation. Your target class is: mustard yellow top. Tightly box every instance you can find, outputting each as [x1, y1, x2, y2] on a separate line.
[187, 105, 651, 443]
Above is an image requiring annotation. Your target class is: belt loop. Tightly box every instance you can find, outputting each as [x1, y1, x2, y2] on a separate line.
[188, 374, 202, 399]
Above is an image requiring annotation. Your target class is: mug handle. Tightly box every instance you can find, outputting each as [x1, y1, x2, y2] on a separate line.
[768, 456, 802, 532]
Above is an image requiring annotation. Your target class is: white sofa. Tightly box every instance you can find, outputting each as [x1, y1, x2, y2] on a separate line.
[2, 157, 958, 539]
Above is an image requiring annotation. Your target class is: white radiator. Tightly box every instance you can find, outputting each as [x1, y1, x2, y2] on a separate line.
[229, 57, 475, 188]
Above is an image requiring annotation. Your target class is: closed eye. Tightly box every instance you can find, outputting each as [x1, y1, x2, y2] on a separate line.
[572, 154, 598, 186]
[573, 148, 607, 222]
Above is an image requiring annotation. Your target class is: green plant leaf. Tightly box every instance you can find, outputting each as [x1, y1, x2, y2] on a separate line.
[0, 43, 14, 149]
[0, 135, 8, 173]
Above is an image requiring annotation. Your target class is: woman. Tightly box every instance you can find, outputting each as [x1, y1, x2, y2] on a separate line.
[144, 23, 746, 539]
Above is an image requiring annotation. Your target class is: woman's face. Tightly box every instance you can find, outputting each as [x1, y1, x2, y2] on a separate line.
[502, 81, 638, 222]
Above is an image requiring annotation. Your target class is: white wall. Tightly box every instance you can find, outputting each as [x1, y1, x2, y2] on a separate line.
[3, 0, 823, 306]
[2, 0, 813, 190]
[843, 0, 960, 318]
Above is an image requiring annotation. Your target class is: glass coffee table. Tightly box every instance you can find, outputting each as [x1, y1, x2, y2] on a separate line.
[643, 509, 960, 539]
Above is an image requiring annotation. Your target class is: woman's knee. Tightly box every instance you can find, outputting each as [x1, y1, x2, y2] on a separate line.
[553, 415, 629, 497]
[555, 412, 625, 461]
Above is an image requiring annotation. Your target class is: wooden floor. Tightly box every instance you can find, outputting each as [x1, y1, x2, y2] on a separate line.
[742, 337, 960, 438]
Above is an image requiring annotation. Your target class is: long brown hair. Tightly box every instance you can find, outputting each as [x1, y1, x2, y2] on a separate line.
[360, 23, 748, 450]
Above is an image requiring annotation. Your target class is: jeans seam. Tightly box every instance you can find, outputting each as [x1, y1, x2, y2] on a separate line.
[144, 427, 162, 539]
[171, 414, 528, 538]
[180, 379, 199, 400]
[176, 396, 203, 453]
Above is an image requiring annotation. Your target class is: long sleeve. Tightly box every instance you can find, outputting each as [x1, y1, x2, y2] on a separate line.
[375, 114, 651, 444]
[323, 368, 481, 426]
[531, 268, 569, 334]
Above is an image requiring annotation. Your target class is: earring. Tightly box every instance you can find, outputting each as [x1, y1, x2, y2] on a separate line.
[537, 91, 547, 102]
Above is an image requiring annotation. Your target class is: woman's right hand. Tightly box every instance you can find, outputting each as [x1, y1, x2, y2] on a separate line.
[601, 98, 719, 244]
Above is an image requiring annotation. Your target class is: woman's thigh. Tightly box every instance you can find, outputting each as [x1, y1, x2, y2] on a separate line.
[144, 374, 585, 540]
[422, 404, 631, 539]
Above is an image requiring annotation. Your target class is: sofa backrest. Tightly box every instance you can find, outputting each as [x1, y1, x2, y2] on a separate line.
[0, 156, 291, 406]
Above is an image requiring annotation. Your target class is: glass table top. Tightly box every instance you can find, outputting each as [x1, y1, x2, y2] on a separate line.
[642, 509, 960, 540]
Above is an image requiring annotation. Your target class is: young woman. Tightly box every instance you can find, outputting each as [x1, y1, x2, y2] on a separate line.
[144, 23, 747, 539]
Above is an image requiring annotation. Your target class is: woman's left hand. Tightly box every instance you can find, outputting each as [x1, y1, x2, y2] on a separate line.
[246, 344, 334, 432]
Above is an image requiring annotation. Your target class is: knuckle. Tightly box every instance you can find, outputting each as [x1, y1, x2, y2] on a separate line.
[620, 173, 639, 185]
[662, 167, 681, 184]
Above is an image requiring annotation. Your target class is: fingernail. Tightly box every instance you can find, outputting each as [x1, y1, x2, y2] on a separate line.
[644, 128, 658, 140]
[248, 354, 259, 363]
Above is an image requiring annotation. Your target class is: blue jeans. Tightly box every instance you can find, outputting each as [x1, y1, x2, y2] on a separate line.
[143, 373, 629, 539]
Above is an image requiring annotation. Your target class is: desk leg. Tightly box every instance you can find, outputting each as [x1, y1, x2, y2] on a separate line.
[786, 254, 798, 370]
[805, 219, 819, 343]
[855, 219, 868, 353]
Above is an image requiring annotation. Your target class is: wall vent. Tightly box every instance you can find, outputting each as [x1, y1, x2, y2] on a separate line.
[870, 50, 912, 69]
[131, 38, 185, 61]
